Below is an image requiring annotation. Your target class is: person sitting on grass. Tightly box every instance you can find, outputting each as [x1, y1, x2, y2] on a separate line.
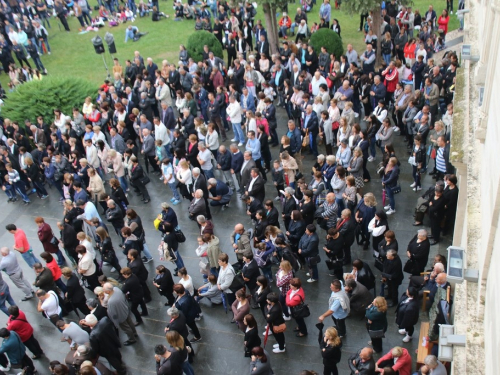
[152, 6, 168, 21]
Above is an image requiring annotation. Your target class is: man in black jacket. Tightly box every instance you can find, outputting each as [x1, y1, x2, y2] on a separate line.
[127, 250, 151, 303]
[120, 267, 148, 325]
[86, 315, 127, 375]
[381, 250, 404, 307]
[216, 145, 234, 189]
[207, 92, 226, 141]
[105, 200, 125, 243]
[242, 252, 260, 294]
[57, 221, 79, 266]
[348, 348, 376, 375]
[337, 209, 356, 264]
[129, 156, 150, 203]
[264, 200, 280, 228]
[62, 267, 90, 316]
[25, 39, 45, 74]
[166, 306, 194, 361]
[304, 104, 319, 157]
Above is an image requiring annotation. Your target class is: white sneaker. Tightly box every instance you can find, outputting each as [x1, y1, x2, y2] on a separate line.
[398, 329, 407, 335]
[110, 267, 116, 272]
[273, 347, 286, 353]
[393, 126, 400, 132]
[384, 205, 391, 210]
[238, 142, 244, 147]
[231, 138, 237, 142]
[274, 196, 280, 201]
[386, 209, 396, 215]
[283, 315, 291, 321]
[263, 330, 273, 336]
[367, 156, 374, 162]
[410, 182, 416, 188]
[403, 334, 412, 342]
[273, 343, 280, 348]
[307, 278, 317, 283]
[415, 186, 422, 191]
[306, 273, 311, 277]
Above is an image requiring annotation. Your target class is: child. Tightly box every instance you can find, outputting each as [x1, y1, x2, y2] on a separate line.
[161, 158, 181, 205]
[254, 242, 274, 283]
[2, 174, 17, 202]
[195, 274, 223, 305]
[262, 82, 275, 102]
[280, 151, 298, 189]
[155, 139, 167, 170]
[194, 117, 207, 141]
[343, 175, 357, 212]
[271, 160, 285, 201]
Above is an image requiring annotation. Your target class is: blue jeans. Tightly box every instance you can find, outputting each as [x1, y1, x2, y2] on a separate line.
[232, 122, 245, 143]
[310, 263, 319, 280]
[13, 182, 30, 203]
[4, 185, 15, 199]
[54, 249, 66, 266]
[0, 284, 16, 315]
[142, 243, 153, 261]
[174, 250, 185, 270]
[412, 165, 421, 188]
[203, 168, 215, 180]
[55, 278, 67, 293]
[210, 267, 219, 277]
[370, 136, 377, 158]
[21, 249, 41, 268]
[261, 264, 273, 282]
[335, 197, 345, 216]
[164, 144, 173, 160]
[38, 36, 51, 54]
[309, 132, 318, 156]
[128, 0, 137, 12]
[385, 186, 395, 210]
[383, 54, 391, 66]
[118, 176, 129, 191]
[32, 55, 45, 72]
[168, 181, 181, 201]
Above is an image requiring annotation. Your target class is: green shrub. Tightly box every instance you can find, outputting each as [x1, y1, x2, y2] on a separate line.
[186, 31, 223, 63]
[309, 28, 344, 60]
[2, 76, 97, 126]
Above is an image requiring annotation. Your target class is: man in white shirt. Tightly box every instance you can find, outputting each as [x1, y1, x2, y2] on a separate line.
[373, 100, 388, 123]
[197, 142, 214, 179]
[36, 289, 61, 325]
[153, 117, 171, 156]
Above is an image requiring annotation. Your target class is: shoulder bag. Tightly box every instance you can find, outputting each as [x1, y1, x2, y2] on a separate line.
[174, 228, 186, 243]
[290, 295, 311, 319]
[390, 184, 402, 194]
[272, 323, 287, 334]
[368, 329, 385, 339]
[229, 269, 246, 293]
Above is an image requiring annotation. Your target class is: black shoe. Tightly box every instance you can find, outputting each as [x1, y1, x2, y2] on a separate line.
[387, 302, 395, 307]
[140, 312, 149, 316]
[124, 340, 137, 345]
[134, 321, 142, 326]
[143, 199, 150, 203]
[430, 240, 439, 246]
[296, 332, 308, 337]
[191, 337, 202, 342]
[429, 171, 437, 175]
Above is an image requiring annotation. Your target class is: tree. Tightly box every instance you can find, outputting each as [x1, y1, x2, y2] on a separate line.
[256, 0, 289, 56]
[309, 29, 344, 59]
[342, 1, 413, 62]
[186, 31, 223, 62]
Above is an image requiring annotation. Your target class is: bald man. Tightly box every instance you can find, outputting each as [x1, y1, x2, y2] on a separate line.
[349, 347, 376, 374]
[188, 189, 207, 221]
[426, 272, 450, 310]
[231, 224, 251, 266]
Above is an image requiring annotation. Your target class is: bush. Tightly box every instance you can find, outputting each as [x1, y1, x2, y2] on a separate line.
[186, 31, 224, 63]
[2, 77, 97, 127]
[309, 28, 344, 60]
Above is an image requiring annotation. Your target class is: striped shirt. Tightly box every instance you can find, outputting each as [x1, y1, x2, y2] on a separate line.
[436, 147, 447, 172]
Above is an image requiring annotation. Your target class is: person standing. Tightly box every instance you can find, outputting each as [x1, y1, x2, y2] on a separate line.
[265, 292, 286, 354]
[5, 224, 40, 269]
[0, 328, 36, 374]
[318, 279, 350, 338]
[395, 287, 420, 343]
[174, 284, 202, 343]
[61, 267, 90, 316]
[0, 247, 34, 301]
[365, 297, 388, 354]
[102, 282, 138, 346]
[0, 272, 16, 316]
[6, 306, 44, 359]
[317, 325, 342, 375]
[381, 250, 404, 307]
[129, 156, 151, 204]
[286, 278, 308, 337]
[298, 224, 320, 283]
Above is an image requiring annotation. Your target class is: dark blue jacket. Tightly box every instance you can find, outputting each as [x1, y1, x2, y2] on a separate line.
[217, 150, 232, 171]
[288, 127, 302, 154]
[231, 151, 244, 173]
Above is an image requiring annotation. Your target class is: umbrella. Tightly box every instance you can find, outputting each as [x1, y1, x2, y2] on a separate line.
[263, 324, 270, 348]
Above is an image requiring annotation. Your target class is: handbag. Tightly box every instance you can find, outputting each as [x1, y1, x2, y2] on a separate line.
[390, 184, 402, 194]
[290, 295, 311, 318]
[325, 258, 344, 270]
[158, 242, 177, 262]
[368, 329, 385, 339]
[332, 121, 340, 130]
[50, 235, 59, 247]
[272, 323, 287, 333]
[174, 228, 186, 243]
[403, 258, 417, 274]
[374, 258, 384, 272]
[229, 270, 246, 293]
[307, 254, 321, 266]
[199, 259, 210, 273]
[408, 156, 416, 166]
[140, 174, 151, 185]
[302, 129, 310, 147]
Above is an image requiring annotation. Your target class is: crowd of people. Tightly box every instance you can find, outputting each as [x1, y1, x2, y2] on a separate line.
[0, 1, 461, 375]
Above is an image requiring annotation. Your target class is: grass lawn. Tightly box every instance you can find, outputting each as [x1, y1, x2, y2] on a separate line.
[0, 1, 459, 88]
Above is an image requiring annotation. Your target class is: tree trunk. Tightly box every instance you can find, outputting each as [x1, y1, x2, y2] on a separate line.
[371, 7, 382, 64]
[263, 3, 279, 56]
[270, 5, 280, 55]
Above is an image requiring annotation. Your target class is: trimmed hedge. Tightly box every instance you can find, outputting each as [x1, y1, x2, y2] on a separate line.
[309, 28, 344, 60]
[186, 31, 224, 62]
[2, 76, 97, 126]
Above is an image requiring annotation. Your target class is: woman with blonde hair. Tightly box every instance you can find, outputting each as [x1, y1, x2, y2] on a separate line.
[365, 296, 388, 353]
[280, 151, 299, 189]
[355, 192, 378, 250]
[176, 160, 192, 200]
[276, 260, 294, 320]
[86, 168, 106, 211]
[318, 325, 342, 375]
[166, 330, 195, 375]
[82, 97, 93, 120]
[336, 117, 351, 147]
[348, 147, 364, 192]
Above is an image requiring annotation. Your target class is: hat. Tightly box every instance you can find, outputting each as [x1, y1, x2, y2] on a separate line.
[84, 314, 98, 326]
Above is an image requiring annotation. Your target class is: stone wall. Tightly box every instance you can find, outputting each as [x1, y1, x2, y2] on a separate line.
[450, 1, 500, 374]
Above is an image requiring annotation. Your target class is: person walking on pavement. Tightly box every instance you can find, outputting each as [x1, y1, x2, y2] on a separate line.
[0, 328, 37, 374]
[5, 224, 41, 269]
[0, 247, 34, 301]
[102, 282, 138, 346]
[0, 272, 16, 316]
[6, 306, 44, 359]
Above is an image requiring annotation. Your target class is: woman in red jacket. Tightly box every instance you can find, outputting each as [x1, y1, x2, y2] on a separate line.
[40, 252, 67, 294]
[437, 9, 450, 39]
[403, 38, 417, 66]
[375, 346, 412, 375]
[6, 306, 44, 359]
[285, 278, 308, 337]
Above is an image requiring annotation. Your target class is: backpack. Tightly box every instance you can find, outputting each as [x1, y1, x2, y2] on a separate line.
[282, 247, 300, 272]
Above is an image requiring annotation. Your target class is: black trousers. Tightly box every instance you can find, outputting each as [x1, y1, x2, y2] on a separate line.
[131, 179, 150, 200]
[324, 364, 339, 375]
[140, 279, 152, 301]
[72, 300, 91, 316]
[430, 216, 442, 242]
[0, 352, 35, 374]
[105, 354, 127, 375]
[17, 56, 31, 68]
[332, 316, 346, 337]
[131, 298, 148, 323]
[58, 14, 70, 31]
[186, 319, 201, 339]
[24, 334, 44, 357]
[144, 154, 160, 173]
